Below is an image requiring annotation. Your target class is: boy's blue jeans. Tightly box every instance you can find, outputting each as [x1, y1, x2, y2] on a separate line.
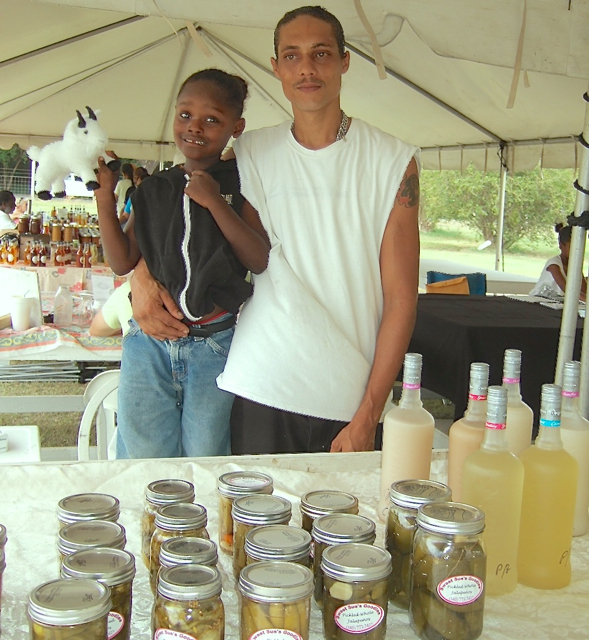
[116, 320, 233, 459]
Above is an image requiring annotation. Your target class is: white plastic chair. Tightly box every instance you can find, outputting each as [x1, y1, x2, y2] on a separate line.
[77, 369, 120, 461]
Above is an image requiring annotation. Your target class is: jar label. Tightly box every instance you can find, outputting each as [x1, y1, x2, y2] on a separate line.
[468, 394, 486, 401]
[562, 390, 579, 398]
[155, 630, 196, 640]
[403, 382, 420, 390]
[502, 377, 519, 384]
[334, 603, 385, 633]
[437, 575, 484, 605]
[250, 630, 302, 640]
[108, 612, 125, 639]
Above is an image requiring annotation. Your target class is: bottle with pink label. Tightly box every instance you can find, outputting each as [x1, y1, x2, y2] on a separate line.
[502, 349, 534, 456]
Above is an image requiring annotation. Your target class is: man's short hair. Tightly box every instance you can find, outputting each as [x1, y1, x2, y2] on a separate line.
[274, 6, 346, 58]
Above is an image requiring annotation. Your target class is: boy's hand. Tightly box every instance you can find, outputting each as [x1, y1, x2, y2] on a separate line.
[185, 170, 221, 209]
[95, 153, 119, 194]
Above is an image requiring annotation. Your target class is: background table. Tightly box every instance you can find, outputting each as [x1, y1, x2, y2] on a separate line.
[408, 295, 583, 423]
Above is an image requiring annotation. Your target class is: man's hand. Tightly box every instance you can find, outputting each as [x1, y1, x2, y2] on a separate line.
[330, 417, 377, 453]
[185, 170, 221, 210]
[96, 156, 119, 194]
[131, 259, 188, 340]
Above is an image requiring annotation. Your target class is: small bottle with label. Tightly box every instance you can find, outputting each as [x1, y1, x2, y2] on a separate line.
[24, 241, 32, 265]
[31, 241, 40, 266]
[39, 243, 48, 267]
[244, 524, 312, 567]
[300, 490, 359, 534]
[503, 349, 534, 455]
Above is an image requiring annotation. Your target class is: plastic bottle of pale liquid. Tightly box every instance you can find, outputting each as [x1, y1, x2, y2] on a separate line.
[502, 349, 533, 456]
[378, 353, 435, 522]
[447, 362, 489, 502]
[462, 386, 524, 595]
[559, 361, 589, 537]
[518, 384, 578, 589]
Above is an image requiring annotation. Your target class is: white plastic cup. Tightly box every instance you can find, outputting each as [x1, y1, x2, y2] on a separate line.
[10, 296, 31, 331]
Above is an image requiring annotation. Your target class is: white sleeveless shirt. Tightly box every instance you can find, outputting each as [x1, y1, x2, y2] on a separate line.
[217, 119, 418, 421]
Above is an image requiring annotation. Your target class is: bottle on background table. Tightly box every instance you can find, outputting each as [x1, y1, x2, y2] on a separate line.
[447, 362, 489, 501]
[53, 286, 73, 328]
[30, 241, 39, 267]
[378, 353, 435, 521]
[462, 386, 524, 595]
[518, 384, 578, 589]
[502, 348, 533, 455]
[24, 241, 32, 266]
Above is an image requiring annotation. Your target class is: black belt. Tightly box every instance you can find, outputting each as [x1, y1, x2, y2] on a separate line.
[184, 315, 236, 337]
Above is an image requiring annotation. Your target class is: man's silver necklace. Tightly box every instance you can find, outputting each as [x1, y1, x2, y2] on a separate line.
[291, 110, 350, 143]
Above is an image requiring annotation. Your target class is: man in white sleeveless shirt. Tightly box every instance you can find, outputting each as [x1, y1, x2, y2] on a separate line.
[131, 6, 420, 455]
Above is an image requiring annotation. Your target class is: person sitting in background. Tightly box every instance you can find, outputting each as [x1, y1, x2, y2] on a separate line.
[89, 280, 132, 337]
[120, 167, 150, 225]
[530, 223, 587, 301]
[0, 191, 17, 230]
[114, 163, 134, 220]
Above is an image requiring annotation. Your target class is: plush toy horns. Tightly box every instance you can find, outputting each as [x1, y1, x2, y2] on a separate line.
[86, 106, 97, 121]
[76, 110, 87, 128]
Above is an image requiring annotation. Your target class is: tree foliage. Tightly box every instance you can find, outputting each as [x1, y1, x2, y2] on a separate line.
[0, 144, 32, 191]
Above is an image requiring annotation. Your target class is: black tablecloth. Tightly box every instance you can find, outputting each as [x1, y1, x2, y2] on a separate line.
[408, 295, 583, 427]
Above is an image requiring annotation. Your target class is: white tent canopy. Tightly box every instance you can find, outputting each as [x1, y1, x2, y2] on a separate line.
[1, 0, 588, 170]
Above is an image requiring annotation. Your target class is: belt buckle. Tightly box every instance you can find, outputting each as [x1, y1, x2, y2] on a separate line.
[186, 325, 212, 338]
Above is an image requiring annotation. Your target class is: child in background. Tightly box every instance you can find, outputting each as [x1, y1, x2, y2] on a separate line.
[94, 69, 269, 459]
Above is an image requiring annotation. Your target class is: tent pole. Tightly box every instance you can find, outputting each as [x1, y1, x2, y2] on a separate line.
[495, 143, 507, 271]
[29, 160, 35, 214]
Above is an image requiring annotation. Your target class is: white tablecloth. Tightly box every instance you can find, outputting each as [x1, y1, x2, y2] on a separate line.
[1, 451, 587, 639]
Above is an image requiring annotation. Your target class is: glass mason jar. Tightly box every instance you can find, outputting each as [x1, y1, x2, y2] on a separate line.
[28, 578, 111, 640]
[61, 548, 136, 640]
[410, 502, 486, 640]
[386, 479, 452, 610]
[159, 536, 218, 572]
[58, 520, 126, 562]
[232, 495, 292, 578]
[0, 548, 5, 609]
[311, 513, 376, 606]
[245, 525, 312, 567]
[0, 523, 6, 550]
[57, 493, 120, 529]
[150, 503, 209, 594]
[154, 564, 224, 640]
[300, 490, 359, 534]
[141, 479, 195, 569]
[217, 471, 273, 555]
[322, 543, 392, 640]
[239, 561, 314, 640]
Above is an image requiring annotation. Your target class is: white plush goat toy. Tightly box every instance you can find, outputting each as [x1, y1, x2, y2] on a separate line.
[27, 106, 120, 200]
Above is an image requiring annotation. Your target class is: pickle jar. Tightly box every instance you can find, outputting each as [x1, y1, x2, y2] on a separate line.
[386, 479, 452, 610]
[232, 494, 292, 578]
[311, 513, 376, 606]
[321, 543, 392, 640]
[0, 523, 6, 549]
[239, 561, 314, 640]
[150, 503, 209, 594]
[154, 564, 224, 640]
[28, 577, 111, 640]
[160, 536, 218, 572]
[58, 520, 126, 562]
[300, 490, 359, 534]
[0, 548, 5, 608]
[142, 479, 195, 569]
[61, 548, 136, 640]
[57, 493, 120, 528]
[245, 525, 312, 567]
[217, 471, 273, 555]
[411, 502, 486, 640]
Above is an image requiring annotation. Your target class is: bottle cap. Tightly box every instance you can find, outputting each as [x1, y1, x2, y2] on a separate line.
[403, 353, 423, 386]
[417, 502, 485, 536]
[503, 348, 522, 378]
[562, 361, 581, 394]
[389, 479, 452, 510]
[159, 537, 218, 568]
[217, 471, 273, 499]
[312, 513, 376, 546]
[158, 564, 222, 601]
[540, 383, 562, 426]
[300, 490, 358, 520]
[244, 525, 312, 563]
[239, 561, 313, 603]
[232, 495, 292, 526]
[57, 493, 120, 526]
[485, 386, 508, 428]
[321, 543, 391, 583]
[61, 548, 136, 587]
[469, 362, 489, 396]
[154, 503, 207, 532]
[58, 520, 126, 557]
[145, 479, 195, 507]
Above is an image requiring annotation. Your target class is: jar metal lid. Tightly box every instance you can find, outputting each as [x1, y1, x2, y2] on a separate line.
[0, 523, 6, 547]
[157, 564, 222, 601]
[321, 543, 392, 582]
[61, 548, 136, 586]
[145, 479, 195, 506]
[58, 520, 126, 556]
[232, 495, 292, 525]
[239, 561, 313, 603]
[160, 537, 218, 568]
[155, 503, 208, 531]
[57, 493, 120, 525]
[312, 513, 376, 546]
[300, 490, 358, 519]
[217, 471, 273, 498]
[417, 502, 485, 536]
[28, 578, 111, 626]
[389, 480, 452, 510]
[245, 525, 312, 562]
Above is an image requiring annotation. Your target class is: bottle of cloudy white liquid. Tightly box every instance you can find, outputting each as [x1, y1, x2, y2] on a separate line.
[462, 386, 524, 595]
[447, 362, 489, 502]
[378, 353, 435, 522]
[559, 361, 589, 536]
[502, 349, 533, 455]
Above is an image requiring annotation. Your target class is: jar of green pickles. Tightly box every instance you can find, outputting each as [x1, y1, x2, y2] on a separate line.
[386, 479, 452, 609]
[410, 502, 486, 640]
[311, 513, 376, 606]
[28, 578, 111, 640]
[142, 479, 195, 569]
[61, 548, 136, 640]
[58, 520, 126, 562]
[217, 471, 273, 555]
[57, 493, 120, 528]
[154, 564, 224, 640]
[150, 503, 209, 594]
[239, 561, 314, 640]
[245, 525, 312, 566]
[232, 494, 292, 578]
[321, 543, 392, 640]
[159, 536, 218, 572]
[300, 490, 358, 533]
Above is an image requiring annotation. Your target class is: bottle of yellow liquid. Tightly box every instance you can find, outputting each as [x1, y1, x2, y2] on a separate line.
[559, 361, 589, 537]
[462, 386, 524, 595]
[447, 362, 489, 502]
[518, 384, 578, 589]
[502, 349, 533, 456]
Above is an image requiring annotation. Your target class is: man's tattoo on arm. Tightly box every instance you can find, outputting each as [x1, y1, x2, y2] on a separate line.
[396, 174, 419, 208]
